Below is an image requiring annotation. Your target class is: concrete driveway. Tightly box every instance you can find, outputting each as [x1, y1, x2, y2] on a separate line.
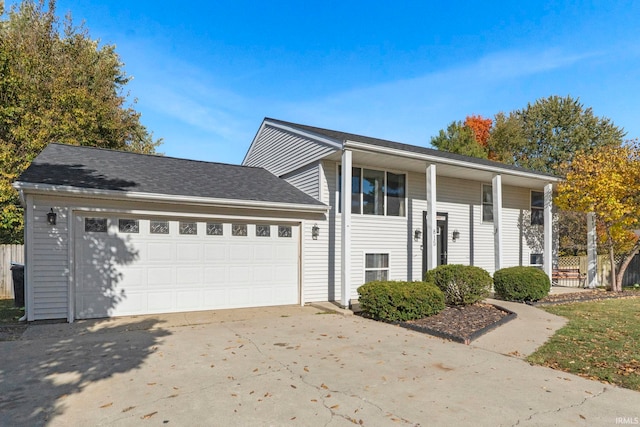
[1, 305, 639, 426]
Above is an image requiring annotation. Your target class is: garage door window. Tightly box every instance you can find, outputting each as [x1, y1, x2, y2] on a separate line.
[206, 223, 223, 236]
[256, 225, 270, 237]
[179, 222, 197, 235]
[119, 219, 139, 233]
[232, 224, 247, 236]
[278, 226, 292, 238]
[150, 220, 169, 234]
[85, 218, 107, 233]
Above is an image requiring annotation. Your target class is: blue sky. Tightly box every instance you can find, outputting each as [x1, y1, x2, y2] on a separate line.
[7, 1, 640, 164]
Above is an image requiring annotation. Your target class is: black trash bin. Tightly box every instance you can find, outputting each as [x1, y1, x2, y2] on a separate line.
[10, 263, 24, 308]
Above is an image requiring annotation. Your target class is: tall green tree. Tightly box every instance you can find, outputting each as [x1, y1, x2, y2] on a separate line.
[430, 120, 488, 159]
[488, 95, 625, 174]
[0, 0, 161, 243]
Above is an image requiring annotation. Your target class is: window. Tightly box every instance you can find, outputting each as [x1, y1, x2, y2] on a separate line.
[530, 253, 543, 266]
[278, 225, 292, 238]
[232, 224, 247, 236]
[206, 223, 223, 236]
[531, 191, 544, 226]
[119, 219, 139, 233]
[85, 218, 107, 232]
[179, 222, 197, 235]
[338, 166, 405, 216]
[256, 225, 270, 237]
[482, 184, 493, 223]
[150, 220, 169, 234]
[365, 253, 389, 283]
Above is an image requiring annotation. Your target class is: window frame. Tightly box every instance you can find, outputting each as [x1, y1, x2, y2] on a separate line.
[364, 253, 390, 283]
[530, 253, 543, 267]
[337, 165, 407, 217]
[482, 184, 493, 223]
[530, 190, 544, 226]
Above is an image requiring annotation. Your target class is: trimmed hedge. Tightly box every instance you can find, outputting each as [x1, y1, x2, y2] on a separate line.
[357, 281, 445, 322]
[493, 266, 551, 302]
[424, 264, 492, 306]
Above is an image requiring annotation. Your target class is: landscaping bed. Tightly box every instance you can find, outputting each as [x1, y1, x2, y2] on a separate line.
[401, 303, 515, 344]
[533, 288, 640, 306]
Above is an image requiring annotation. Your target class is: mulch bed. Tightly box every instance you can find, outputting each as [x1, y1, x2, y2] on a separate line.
[533, 288, 640, 306]
[400, 303, 516, 345]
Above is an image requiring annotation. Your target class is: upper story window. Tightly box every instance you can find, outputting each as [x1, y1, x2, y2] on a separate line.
[482, 184, 493, 223]
[531, 191, 544, 226]
[338, 166, 406, 216]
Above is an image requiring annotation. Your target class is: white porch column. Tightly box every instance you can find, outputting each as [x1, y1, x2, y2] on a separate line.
[340, 150, 352, 307]
[543, 183, 553, 279]
[492, 175, 503, 272]
[426, 164, 437, 271]
[586, 212, 598, 288]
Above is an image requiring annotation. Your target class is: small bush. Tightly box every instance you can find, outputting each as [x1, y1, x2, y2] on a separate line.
[357, 281, 445, 322]
[493, 266, 551, 302]
[424, 264, 492, 306]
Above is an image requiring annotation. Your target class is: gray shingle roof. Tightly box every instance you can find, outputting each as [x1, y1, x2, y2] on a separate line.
[17, 143, 325, 207]
[266, 118, 560, 179]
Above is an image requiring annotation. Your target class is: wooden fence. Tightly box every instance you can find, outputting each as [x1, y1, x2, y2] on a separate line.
[0, 245, 24, 298]
[557, 254, 640, 288]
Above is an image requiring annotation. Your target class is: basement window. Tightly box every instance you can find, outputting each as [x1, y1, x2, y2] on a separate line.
[365, 253, 389, 283]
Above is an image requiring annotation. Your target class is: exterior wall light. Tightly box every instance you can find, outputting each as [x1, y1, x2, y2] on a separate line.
[312, 224, 320, 240]
[47, 208, 57, 225]
[414, 229, 422, 241]
[452, 229, 460, 241]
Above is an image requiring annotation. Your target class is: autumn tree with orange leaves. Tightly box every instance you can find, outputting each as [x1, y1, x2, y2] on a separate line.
[556, 143, 640, 291]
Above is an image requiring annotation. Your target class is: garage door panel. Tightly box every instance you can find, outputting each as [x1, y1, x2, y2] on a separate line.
[76, 216, 300, 319]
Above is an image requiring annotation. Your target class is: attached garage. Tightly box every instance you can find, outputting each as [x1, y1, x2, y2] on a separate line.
[74, 216, 300, 319]
[14, 144, 327, 322]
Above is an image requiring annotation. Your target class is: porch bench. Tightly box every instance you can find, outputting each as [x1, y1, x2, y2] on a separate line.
[552, 268, 586, 288]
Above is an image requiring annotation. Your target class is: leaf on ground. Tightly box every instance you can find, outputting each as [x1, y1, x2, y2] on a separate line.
[122, 406, 135, 413]
[330, 404, 340, 409]
[147, 383, 156, 386]
[141, 411, 157, 419]
[100, 402, 113, 408]
[290, 384, 297, 389]
[320, 383, 329, 389]
[304, 366, 309, 372]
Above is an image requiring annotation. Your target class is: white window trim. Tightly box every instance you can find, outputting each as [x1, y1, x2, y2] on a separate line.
[336, 164, 408, 217]
[363, 251, 390, 283]
[530, 190, 544, 226]
[481, 184, 493, 223]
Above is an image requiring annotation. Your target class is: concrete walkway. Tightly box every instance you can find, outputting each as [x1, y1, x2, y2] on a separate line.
[1, 298, 638, 426]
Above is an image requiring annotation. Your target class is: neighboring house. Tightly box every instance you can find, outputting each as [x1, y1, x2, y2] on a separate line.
[15, 118, 561, 322]
[243, 118, 561, 307]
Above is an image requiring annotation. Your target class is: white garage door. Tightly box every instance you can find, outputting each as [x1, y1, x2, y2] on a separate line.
[74, 215, 300, 319]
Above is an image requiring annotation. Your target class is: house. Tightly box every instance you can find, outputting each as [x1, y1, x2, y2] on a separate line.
[15, 118, 560, 322]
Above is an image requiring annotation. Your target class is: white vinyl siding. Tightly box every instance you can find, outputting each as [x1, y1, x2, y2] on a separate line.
[283, 162, 320, 200]
[29, 197, 69, 320]
[243, 125, 338, 177]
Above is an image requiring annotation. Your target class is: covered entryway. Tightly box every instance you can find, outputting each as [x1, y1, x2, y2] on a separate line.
[74, 214, 300, 319]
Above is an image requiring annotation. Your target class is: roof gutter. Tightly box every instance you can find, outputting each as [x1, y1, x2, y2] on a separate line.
[13, 182, 329, 214]
[343, 140, 562, 183]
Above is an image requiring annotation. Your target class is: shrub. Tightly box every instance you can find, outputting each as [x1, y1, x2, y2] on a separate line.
[424, 264, 492, 306]
[493, 266, 551, 302]
[357, 281, 445, 322]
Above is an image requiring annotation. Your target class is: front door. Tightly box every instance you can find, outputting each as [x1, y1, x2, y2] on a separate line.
[422, 211, 448, 276]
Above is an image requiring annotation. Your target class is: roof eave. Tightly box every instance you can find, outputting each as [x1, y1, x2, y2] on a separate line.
[13, 182, 329, 214]
[343, 140, 562, 183]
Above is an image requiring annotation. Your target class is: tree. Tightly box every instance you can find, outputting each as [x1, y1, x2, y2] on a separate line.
[556, 143, 640, 292]
[430, 120, 488, 159]
[488, 95, 625, 175]
[464, 115, 492, 149]
[0, 0, 161, 243]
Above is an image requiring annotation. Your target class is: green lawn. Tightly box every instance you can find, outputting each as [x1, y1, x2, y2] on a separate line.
[528, 297, 640, 391]
[0, 299, 24, 324]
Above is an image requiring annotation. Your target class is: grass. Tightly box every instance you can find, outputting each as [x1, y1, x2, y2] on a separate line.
[528, 297, 640, 391]
[0, 299, 24, 324]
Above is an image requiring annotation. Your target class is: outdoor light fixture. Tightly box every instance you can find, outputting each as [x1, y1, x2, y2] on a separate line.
[312, 224, 320, 240]
[47, 208, 57, 225]
[414, 229, 422, 241]
[452, 229, 460, 241]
